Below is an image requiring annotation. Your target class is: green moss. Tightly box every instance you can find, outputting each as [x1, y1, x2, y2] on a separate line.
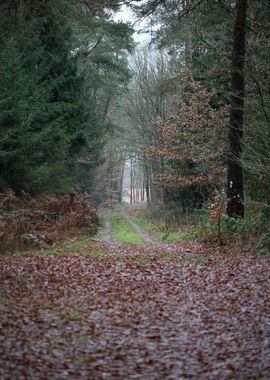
[94, 250, 106, 258]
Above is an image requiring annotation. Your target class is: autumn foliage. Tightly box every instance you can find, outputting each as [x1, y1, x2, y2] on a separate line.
[0, 191, 99, 253]
[146, 72, 228, 190]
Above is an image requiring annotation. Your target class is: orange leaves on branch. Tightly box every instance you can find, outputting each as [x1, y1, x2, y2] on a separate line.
[208, 190, 227, 222]
[154, 171, 224, 190]
[145, 71, 228, 190]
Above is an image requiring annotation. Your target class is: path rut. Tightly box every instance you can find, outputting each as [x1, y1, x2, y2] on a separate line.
[122, 208, 161, 245]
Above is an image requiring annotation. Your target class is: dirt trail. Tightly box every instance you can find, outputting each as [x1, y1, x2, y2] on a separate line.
[97, 205, 187, 255]
[122, 206, 190, 254]
[96, 208, 118, 245]
[122, 208, 162, 245]
[96, 205, 158, 246]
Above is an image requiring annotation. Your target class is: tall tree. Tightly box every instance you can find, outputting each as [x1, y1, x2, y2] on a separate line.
[0, 1, 89, 194]
[227, 0, 248, 218]
[146, 71, 227, 210]
[0, 0, 133, 196]
[71, 6, 134, 197]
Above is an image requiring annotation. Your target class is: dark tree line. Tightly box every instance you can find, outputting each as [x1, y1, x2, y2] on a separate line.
[0, 0, 133, 196]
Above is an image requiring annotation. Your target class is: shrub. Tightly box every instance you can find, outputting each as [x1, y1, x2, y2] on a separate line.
[257, 229, 270, 255]
[0, 190, 99, 253]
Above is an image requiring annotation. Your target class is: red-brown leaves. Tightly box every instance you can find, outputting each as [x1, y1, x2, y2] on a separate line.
[0, 246, 269, 379]
[146, 71, 228, 190]
[0, 191, 99, 253]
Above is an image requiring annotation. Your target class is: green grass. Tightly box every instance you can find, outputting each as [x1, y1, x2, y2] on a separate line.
[177, 256, 207, 264]
[110, 210, 146, 244]
[129, 252, 207, 265]
[163, 229, 198, 241]
[133, 216, 198, 242]
[93, 249, 106, 258]
[25, 234, 94, 257]
[64, 235, 93, 251]
[16, 273, 28, 282]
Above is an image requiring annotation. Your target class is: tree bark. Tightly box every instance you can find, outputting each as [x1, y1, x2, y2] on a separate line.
[227, 0, 248, 218]
[130, 160, 133, 204]
[119, 165, 125, 203]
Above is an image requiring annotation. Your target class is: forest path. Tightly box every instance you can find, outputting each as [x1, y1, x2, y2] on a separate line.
[96, 204, 182, 254]
[96, 204, 159, 246]
[122, 206, 162, 245]
[96, 208, 117, 245]
[1, 206, 269, 379]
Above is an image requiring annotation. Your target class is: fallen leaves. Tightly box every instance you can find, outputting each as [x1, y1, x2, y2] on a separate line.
[0, 244, 269, 379]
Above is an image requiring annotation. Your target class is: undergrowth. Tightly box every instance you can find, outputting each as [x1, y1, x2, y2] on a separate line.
[133, 212, 197, 241]
[0, 190, 99, 253]
[39, 235, 95, 257]
[132, 200, 270, 252]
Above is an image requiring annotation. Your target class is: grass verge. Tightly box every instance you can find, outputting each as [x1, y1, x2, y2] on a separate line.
[11, 234, 96, 257]
[133, 216, 198, 242]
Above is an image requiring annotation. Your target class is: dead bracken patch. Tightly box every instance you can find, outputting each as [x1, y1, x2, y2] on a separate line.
[0, 191, 99, 253]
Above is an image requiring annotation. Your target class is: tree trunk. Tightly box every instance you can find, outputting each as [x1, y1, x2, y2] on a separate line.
[130, 160, 133, 204]
[183, 0, 192, 68]
[119, 165, 125, 203]
[143, 156, 150, 204]
[227, 0, 248, 218]
[141, 179, 145, 201]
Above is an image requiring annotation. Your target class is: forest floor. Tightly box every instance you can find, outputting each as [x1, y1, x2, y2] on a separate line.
[0, 205, 270, 379]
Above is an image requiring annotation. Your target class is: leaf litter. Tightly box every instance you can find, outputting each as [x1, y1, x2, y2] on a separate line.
[1, 209, 270, 379]
[0, 238, 270, 380]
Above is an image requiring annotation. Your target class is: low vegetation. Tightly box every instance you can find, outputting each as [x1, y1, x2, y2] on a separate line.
[133, 215, 198, 242]
[0, 191, 99, 254]
[130, 201, 270, 254]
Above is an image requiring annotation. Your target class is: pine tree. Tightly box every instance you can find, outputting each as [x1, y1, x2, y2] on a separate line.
[0, 0, 89, 194]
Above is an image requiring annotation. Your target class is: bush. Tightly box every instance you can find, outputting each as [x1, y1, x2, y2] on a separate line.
[0, 190, 99, 253]
[198, 204, 269, 248]
[256, 229, 270, 255]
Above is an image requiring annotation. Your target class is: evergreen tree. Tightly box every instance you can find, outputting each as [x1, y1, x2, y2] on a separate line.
[0, 1, 89, 194]
[70, 5, 134, 195]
